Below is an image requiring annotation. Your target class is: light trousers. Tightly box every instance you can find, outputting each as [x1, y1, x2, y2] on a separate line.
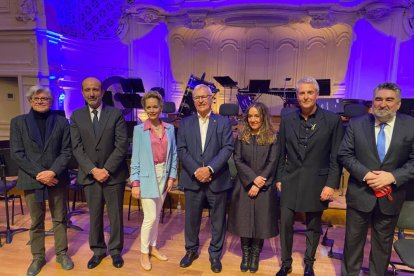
[140, 163, 167, 253]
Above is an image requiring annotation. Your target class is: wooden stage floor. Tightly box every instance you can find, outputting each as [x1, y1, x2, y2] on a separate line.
[0, 197, 412, 275]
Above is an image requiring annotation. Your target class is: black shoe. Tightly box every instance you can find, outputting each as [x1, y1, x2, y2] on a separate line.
[304, 264, 314, 276]
[179, 251, 199, 268]
[112, 254, 124, 268]
[276, 266, 292, 276]
[27, 259, 46, 276]
[56, 254, 74, 270]
[87, 254, 106, 269]
[210, 257, 222, 273]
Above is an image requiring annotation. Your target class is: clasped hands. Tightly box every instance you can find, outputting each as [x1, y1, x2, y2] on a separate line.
[91, 167, 110, 183]
[248, 176, 266, 198]
[194, 167, 212, 183]
[36, 170, 58, 186]
[364, 170, 395, 193]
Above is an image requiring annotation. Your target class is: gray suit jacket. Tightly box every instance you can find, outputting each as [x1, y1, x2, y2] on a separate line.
[276, 107, 344, 212]
[70, 105, 128, 185]
[338, 113, 414, 215]
[10, 110, 72, 190]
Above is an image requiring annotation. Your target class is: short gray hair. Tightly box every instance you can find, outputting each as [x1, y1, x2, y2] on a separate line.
[193, 84, 212, 95]
[296, 77, 319, 93]
[25, 85, 53, 102]
[374, 82, 401, 101]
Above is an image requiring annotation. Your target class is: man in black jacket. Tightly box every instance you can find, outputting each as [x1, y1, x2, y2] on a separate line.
[10, 85, 73, 276]
[276, 77, 343, 276]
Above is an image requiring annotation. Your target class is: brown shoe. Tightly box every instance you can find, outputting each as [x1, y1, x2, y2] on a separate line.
[150, 246, 168, 261]
[141, 253, 152, 271]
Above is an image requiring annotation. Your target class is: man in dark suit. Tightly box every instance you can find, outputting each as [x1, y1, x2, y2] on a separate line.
[339, 82, 414, 276]
[70, 77, 128, 269]
[10, 85, 73, 276]
[177, 84, 234, 273]
[276, 77, 344, 276]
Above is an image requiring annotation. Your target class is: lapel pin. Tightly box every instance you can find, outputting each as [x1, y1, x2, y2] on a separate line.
[311, 124, 316, 131]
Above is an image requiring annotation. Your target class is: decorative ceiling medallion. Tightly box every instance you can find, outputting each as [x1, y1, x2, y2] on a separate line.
[308, 10, 335, 29]
[136, 8, 163, 24]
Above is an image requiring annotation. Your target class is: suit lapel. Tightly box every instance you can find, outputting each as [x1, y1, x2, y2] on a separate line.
[95, 105, 110, 145]
[43, 112, 57, 150]
[80, 107, 95, 139]
[384, 114, 402, 162]
[307, 108, 323, 140]
[291, 114, 300, 139]
[364, 114, 379, 161]
[204, 113, 217, 152]
[25, 110, 44, 149]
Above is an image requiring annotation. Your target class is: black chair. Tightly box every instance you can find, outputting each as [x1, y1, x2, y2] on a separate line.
[343, 103, 368, 118]
[161, 101, 177, 124]
[0, 148, 28, 244]
[127, 182, 141, 221]
[219, 103, 239, 127]
[0, 181, 24, 225]
[389, 200, 414, 275]
[66, 156, 85, 231]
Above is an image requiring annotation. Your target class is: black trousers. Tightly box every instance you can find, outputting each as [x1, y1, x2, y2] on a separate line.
[341, 204, 399, 276]
[279, 206, 322, 267]
[184, 186, 227, 259]
[84, 181, 125, 256]
[25, 186, 68, 259]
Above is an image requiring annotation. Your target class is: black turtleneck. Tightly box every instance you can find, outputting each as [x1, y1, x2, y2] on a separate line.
[32, 109, 51, 143]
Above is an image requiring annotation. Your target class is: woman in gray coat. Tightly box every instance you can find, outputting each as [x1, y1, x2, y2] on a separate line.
[228, 102, 279, 273]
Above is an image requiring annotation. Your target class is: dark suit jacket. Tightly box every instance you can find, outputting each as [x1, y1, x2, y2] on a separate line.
[10, 110, 72, 190]
[70, 105, 128, 185]
[177, 113, 234, 192]
[276, 107, 344, 212]
[338, 113, 414, 215]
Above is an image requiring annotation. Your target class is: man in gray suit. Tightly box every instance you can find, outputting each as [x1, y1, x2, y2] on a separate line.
[339, 82, 414, 276]
[276, 77, 343, 276]
[10, 85, 73, 276]
[70, 77, 128, 269]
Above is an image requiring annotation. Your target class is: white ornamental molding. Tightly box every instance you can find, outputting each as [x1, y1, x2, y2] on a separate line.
[363, 2, 392, 20]
[136, 8, 163, 24]
[308, 10, 335, 29]
[16, 0, 37, 22]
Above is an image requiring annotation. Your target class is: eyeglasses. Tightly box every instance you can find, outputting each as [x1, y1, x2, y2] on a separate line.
[32, 97, 51, 102]
[193, 95, 212, 101]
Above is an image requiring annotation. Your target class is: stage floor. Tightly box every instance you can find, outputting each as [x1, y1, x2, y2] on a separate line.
[0, 197, 412, 275]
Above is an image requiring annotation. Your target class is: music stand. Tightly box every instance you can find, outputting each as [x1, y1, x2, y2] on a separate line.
[249, 80, 270, 102]
[214, 76, 238, 103]
[0, 148, 28, 244]
[120, 78, 145, 93]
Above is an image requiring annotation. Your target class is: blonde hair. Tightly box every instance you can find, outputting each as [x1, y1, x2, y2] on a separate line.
[141, 90, 164, 109]
[239, 102, 276, 145]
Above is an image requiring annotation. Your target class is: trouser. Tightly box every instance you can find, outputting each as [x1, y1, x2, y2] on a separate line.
[140, 163, 167, 253]
[184, 185, 227, 259]
[84, 181, 125, 256]
[341, 205, 399, 276]
[280, 206, 322, 267]
[25, 186, 68, 259]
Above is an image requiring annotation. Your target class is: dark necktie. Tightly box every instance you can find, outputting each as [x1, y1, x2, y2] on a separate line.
[377, 123, 386, 162]
[92, 109, 99, 136]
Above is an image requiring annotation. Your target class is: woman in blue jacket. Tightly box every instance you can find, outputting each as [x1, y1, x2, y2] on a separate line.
[130, 91, 177, 271]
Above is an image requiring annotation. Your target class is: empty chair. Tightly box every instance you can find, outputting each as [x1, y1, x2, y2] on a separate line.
[219, 103, 239, 126]
[161, 101, 177, 123]
[389, 200, 414, 275]
[343, 103, 368, 118]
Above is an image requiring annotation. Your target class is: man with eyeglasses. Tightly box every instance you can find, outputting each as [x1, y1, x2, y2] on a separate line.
[177, 84, 234, 273]
[10, 85, 73, 275]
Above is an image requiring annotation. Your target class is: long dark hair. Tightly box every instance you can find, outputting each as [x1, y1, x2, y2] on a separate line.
[239, 102, 276, 145]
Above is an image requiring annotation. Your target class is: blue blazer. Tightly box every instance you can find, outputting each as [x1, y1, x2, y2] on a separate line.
[130, 122, 177, 198]
[177, 113, 234, 192]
